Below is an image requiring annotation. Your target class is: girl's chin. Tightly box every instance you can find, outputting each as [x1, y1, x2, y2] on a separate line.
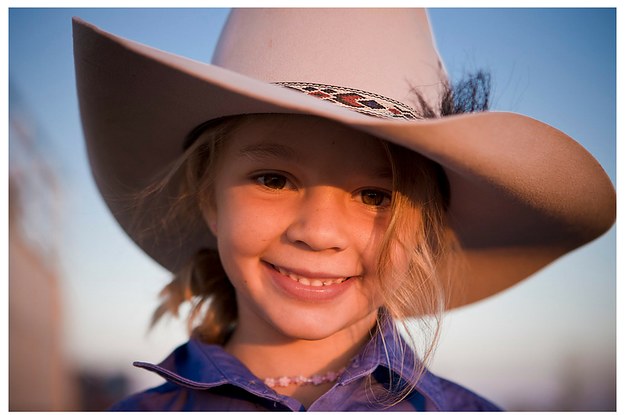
[262, 307, 379, 342]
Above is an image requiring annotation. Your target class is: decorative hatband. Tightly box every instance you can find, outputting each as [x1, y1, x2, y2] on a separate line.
[275, 82, 419, 120]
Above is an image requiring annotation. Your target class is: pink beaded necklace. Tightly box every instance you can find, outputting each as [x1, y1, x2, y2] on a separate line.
[264, 367, 346, 388]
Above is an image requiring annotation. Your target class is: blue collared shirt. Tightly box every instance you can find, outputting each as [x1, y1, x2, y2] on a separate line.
[111, 323, 500, 411]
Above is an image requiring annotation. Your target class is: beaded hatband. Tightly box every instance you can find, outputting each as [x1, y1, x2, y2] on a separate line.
[264, 367, 346, 388]
[275, 82, 419, 120]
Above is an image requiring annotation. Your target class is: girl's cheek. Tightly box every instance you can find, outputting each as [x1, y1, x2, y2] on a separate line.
[223, 200, 285, 252]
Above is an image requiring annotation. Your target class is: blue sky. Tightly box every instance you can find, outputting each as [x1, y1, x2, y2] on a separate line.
[8, 8, 616, 410]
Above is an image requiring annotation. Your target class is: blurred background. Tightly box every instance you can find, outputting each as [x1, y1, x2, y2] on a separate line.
[8, 8, 616, 411]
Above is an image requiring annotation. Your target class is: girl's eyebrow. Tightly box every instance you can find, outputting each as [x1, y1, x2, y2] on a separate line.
[238, 142, 300, 162]
[238, 141, 392, 181]
[376, 168, 393, 180]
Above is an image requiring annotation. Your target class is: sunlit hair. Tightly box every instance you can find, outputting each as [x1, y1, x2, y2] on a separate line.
[149, 116, 241, 345]
[366, 141, 455, 406]
[148, 70, 490, 404]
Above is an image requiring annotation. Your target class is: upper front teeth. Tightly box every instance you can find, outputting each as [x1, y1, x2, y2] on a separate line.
[275, 266, 348, 286]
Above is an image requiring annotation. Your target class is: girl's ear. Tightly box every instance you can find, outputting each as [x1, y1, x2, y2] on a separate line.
[203, 205, 219, 237]
[208, 215, 217, 238]
[208, 219, 218, 236]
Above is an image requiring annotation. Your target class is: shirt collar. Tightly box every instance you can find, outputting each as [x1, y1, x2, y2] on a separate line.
[339, 317, 447, 410]
[134, 316, 445, 410]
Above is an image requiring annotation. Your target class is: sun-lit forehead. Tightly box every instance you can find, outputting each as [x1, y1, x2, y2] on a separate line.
[227, 115, 392, 179]
[238, 142, 301, 164]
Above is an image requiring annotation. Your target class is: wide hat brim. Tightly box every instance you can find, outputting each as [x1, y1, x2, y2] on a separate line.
[72, 17, 615, 309]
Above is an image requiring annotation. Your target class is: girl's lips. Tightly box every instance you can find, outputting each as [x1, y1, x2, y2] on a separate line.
[272, 265, 351, 286]
[263, 261, 356, 302]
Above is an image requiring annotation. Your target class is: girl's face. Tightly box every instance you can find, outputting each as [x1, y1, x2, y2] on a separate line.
[204, 115, 393, 342]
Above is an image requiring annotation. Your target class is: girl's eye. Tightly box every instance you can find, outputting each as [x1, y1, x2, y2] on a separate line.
[255, 173, 289, 190]
[360, 189, 392, 207]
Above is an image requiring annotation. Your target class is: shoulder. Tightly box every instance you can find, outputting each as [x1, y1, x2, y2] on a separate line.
[426, 373, 502, 411]
[370, 320, 501, 411]
[109, 382, 190, 411]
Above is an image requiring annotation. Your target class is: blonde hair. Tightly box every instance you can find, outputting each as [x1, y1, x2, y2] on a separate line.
[147, 116, 241, 345]
[149, 113, 457, 402]
[370, 140, 457, 404]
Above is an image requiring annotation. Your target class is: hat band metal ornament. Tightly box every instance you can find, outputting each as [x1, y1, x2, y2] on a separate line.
[275, 82, 419, 120]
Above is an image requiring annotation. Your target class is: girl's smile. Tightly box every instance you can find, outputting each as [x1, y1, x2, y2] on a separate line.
[265, 260, 357, 302]
[203, 115, 393, 343]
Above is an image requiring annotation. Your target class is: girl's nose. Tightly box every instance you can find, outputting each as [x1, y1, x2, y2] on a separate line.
[285, 187, 350, 252]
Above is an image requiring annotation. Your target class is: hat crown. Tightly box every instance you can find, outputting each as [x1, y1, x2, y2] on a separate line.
[212, 8, 447, 112]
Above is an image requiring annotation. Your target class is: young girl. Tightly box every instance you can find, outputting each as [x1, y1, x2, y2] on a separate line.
[72, 9, 615, 411]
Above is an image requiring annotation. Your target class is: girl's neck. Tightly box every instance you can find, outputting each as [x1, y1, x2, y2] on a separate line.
[224, 311, 378, 407]
[225, 315, 376, 377]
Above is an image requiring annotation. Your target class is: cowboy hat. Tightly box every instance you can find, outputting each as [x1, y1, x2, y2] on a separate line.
[72, 9, 615, 309]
